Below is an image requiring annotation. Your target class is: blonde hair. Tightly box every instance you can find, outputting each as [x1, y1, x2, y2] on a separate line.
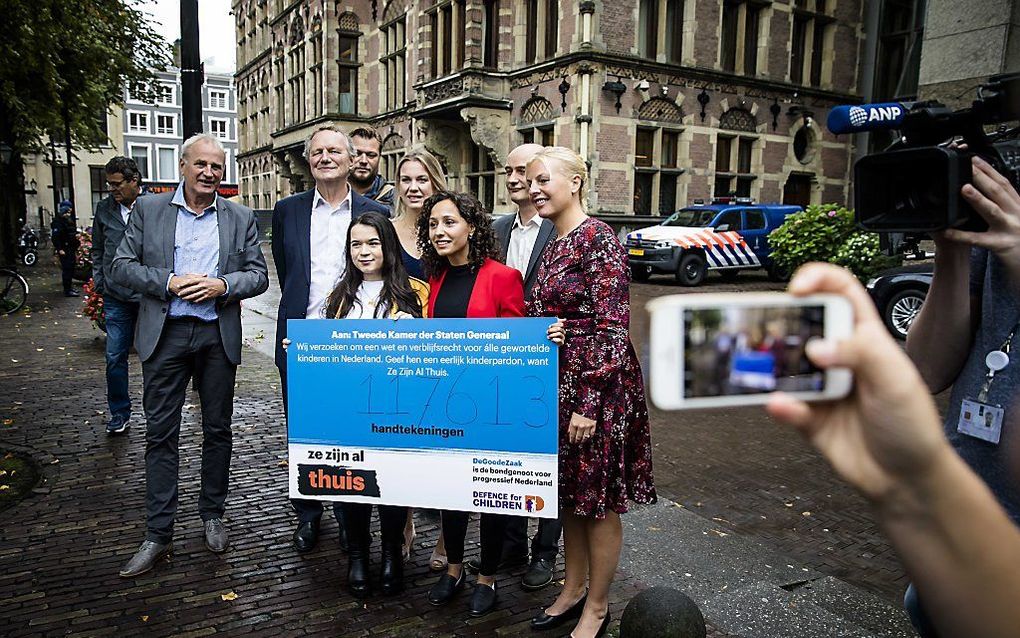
[527, 146, 590, 213]
[395, 147, 449, 219]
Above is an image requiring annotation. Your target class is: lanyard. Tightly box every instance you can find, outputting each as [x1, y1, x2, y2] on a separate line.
[977, 321, 1020, 403]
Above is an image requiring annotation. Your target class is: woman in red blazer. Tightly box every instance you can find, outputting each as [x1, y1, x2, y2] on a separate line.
[416, 191, 523, 617]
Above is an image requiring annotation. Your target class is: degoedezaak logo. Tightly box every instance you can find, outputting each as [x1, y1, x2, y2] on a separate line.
[297, 465, 381, 497]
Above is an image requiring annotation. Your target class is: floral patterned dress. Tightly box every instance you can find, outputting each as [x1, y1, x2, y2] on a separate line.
[527, 217, 656, 518]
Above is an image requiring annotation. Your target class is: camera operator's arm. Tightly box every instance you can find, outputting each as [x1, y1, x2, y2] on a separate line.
[768, 263, 1020, 638]
[904, 235, 975, 393]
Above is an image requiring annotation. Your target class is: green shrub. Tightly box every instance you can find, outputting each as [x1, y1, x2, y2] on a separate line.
[768, 204, 900, 281]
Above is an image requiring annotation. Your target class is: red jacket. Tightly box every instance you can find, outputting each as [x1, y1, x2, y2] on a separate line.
[427, 258, 525, 319]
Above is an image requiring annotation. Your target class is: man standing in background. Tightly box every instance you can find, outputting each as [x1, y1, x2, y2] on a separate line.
[91, 156, 143, 435]
[348, 128, 394, 208]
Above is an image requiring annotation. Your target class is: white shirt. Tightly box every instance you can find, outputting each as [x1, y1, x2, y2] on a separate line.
[342, 280, 386, 319]
[306, 187, 354, 318]
[120, 203, 133, 225]
[506, 212, 543, 278]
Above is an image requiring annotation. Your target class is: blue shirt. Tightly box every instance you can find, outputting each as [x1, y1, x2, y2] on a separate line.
[168, 184, 220, 321]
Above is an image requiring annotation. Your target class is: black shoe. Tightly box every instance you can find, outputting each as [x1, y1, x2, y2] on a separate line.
[530, 593, 587, 631]
[466, 553, 529, 574]
[468, 581, 499, 617]
[64, 290, 79, 297]
[118, 540, 172, 578]
[427, 570, 465, 606]
[380, 542, 404, 596]
[293, 520, 320, 553]
[106, 415, 130, 435]
[347, 545, 371, 598]
[522, 558, 555, 590]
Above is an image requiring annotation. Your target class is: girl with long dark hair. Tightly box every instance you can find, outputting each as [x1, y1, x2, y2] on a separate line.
[325, 211, 427, 597]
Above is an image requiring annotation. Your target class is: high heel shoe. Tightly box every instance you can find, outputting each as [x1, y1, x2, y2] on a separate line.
[429, 546, 448, 572]
[530, 592, 587, 630]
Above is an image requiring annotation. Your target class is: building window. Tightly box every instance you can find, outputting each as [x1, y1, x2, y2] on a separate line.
[790, 0, 835, 87]
[310, 28, 323, 117]
[466, 141, 497, 212]
[525, 0, 559, 63]
[210, 118, 229, 139]
[156, 114, 176, 136]
[874, 0, 925, 100]
[129, 144, 150, 180]
[128, 111, 149, 133]
[720, 0, 763, 75]
[714, 135, 757, 198]
[338, 31, 359, 114]
[209, 89, 228, 109]
[90, 166, 110, 211]
[430, 1, 466, 78]
[639, 0, 684, 63]
[381, 16, 404, 111]
[275, 55, 285, 129]
[381, 133, 407, 183]
[157, 83, 176, 105]
[156, 146, 177, 182]
[633, 127, 683, 216]
[519, 125, 554, 146]
[288, 42, 306, 125]
[483, 0, 500, 68]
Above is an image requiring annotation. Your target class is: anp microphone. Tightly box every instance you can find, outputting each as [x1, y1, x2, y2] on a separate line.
[827, 102, 913, 135]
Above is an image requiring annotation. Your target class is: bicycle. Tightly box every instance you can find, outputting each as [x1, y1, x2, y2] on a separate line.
[0, 266, 29, 315]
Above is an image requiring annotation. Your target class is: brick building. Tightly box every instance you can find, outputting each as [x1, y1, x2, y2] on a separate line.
[233, 0, 864, 220]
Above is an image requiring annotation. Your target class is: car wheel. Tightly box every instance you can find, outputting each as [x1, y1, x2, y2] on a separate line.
[675, 253, 707, 286]
[884, 288, 926, 339]
[630, 265, 651, 282]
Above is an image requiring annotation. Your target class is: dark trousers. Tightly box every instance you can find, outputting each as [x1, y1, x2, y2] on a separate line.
[58, 252, 75, 293]
[341, 503, 407, 549]
[141, 319, 236, 544]
[104, 297, 138, 421]
[442, 511, 511, 577]
[278, 364, 344, 526]
[503, 516, 562, 562]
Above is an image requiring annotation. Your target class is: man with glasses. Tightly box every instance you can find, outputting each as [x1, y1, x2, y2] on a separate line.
[271, 125, 389, 554]
[348, 127, 394, 208]
[91, 156, 144, 434]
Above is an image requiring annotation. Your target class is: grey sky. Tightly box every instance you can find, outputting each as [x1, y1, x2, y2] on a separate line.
[137, 0, 236, 73]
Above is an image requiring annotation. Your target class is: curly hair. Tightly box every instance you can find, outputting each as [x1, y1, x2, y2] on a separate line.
[416, 191, 497, 278]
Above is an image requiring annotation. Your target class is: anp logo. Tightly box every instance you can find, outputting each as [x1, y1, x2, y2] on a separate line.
[525, 495, 545, 513]
[849, 106, 868, 126]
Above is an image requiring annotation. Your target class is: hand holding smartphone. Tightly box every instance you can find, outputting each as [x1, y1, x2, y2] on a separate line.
[648, 292, 853, 410]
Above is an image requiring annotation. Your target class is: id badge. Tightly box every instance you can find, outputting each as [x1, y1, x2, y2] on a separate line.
[957, 399, 1004, 444]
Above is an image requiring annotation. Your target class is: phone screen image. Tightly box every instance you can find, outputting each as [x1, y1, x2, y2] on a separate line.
[682, 305, 826, 399]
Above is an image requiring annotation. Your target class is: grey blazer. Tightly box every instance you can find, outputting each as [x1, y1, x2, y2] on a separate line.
[91, 195, 140, 303]
[110, 191, 269, 365]
[493, 212, 555, 301]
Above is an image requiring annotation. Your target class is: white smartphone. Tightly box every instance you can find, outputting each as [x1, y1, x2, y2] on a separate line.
[647, 292, 854, 410]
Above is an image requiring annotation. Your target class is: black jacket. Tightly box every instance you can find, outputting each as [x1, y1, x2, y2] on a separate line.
[91, 195, 141, 302]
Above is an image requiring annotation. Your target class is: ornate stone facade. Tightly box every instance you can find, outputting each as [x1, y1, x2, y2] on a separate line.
[233, 0, 865, 218]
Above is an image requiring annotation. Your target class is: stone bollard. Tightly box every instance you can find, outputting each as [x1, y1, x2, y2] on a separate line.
[620, 587, 707, 638]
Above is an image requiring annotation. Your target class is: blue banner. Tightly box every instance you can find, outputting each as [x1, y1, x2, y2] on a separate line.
[287, 318, 560, 455]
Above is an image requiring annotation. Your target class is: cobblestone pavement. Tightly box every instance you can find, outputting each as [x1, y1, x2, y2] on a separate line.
[630, 272, 914, 602]
[0, 262, 742, 637]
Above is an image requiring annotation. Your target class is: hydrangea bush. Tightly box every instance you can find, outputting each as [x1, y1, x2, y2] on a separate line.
[768, 204, 899, 281]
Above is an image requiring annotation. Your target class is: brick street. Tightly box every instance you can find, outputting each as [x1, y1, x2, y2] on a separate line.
[0, 259, 916, 636]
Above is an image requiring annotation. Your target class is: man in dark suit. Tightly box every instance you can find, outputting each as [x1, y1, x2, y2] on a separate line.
[111, 134, 269, 577]
[488, 143, 562, 590]
[91, 156, 143, 435]
[271, 125, 389, 553]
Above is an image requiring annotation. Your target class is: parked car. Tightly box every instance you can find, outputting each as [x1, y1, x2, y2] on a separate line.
[623, 197, 801, 286]
[866, 263, 933, 339]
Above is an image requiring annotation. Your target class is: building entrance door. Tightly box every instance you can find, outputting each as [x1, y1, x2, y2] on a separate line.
[783, 174, 813, 208]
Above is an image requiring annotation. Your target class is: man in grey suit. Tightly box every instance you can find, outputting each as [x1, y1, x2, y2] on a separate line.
[488, 143, 562, 590]
[111, 133, 269, 577]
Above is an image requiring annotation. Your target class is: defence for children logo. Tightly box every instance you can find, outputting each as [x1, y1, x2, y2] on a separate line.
[525, 495, 545, 513]
[297, 465, 381, 497]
